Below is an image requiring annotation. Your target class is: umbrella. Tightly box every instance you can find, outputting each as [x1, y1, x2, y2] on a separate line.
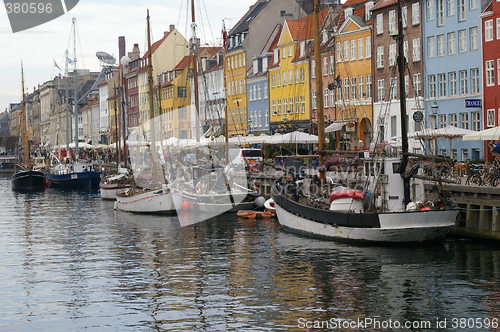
[270, 131, 327, 144]
[412, 125, 475, 140]
[462, 126, 500, 141]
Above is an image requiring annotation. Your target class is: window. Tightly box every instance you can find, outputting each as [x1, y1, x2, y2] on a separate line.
[377, 79, 385, 101]
[437, 0, 444, 26]
[377, 46, 384, 68]
[458, 0, 466, 21]
[329, 56, 334, 74]
[439, 114, 447, 128]
[351, 77, 357, 100]
[405, 75, 409, 97]
[351, 40, 356, 61]
[300, 96, 305, 113]
[389, 44, 396, 66]
[448, 32, 456, 55]
[272, 100, 276, 115]
[389, 10, 396, 31]
[458, 30, 466, 53]
[289, 69, 293, 85]
[391, 116, 397, 137]
[300, 68, 305, 83]
[412, 38, 421, 61]
[450, 113, 457, 127]
[471, 68, 479, 94]
[437, 34, 445, 56]
[471, 112, 480, 131]
[324, 88, 329, 108]
[487, 109, 495, 127]
[344, 78, 350, 100]
[460, 112, 469, 129]
[359, 76, 365, 99]
[459, 70, 468, 95]
[427, 36, 435, 58]
[486, 60, 495, 86]
[427, 0, 435, 21]
[390, 77, 397, 99]
[178, 86, 187, 98]
[485, 20, 493, 42]
[344, 41, 349, 61]
[288, 45, 292, 57]
[283, 98, 288, 113]
[470, 27, 478, 50]
[448, 0, 456, 16]
[470, 0, 477, 10]
[366, 36, 372, 58]
[277, 72, 281, 86]
[277, 99, 281, 115]
[402, 6, 408, 27]
[282, 71, 287, 86]
[295, 97, 299, 114]
[295, 69, 299, 84]
[358, 38, 364, 59]
[497, 18, 500, 40]
[429, 75, 437, 98]
[323, 57, 328, 76]
[311, 61, 315, 79]
[412, 2, 420, 25]
[336, 42, 342, 62]
[366, 75, 372, 99]
[438, 73, 446, 97]
[414, 73, 422, 96]
[449, 72, 457, 96]
[376, 14, 383, 34]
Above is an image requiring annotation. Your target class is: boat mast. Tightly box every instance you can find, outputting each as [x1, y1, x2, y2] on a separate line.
[146, 9, 158, 179]
[396, 0, 411, 205]
[191, 0, 200, 143]
[313, 0, 326, 182]
[73, 17, 79, 158]
[20, 62, 30, 168]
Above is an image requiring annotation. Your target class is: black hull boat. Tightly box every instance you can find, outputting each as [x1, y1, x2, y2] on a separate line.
[12, 169, 47, 191]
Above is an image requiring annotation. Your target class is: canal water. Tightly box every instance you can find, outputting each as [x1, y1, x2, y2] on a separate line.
[1, 175, 499, 331]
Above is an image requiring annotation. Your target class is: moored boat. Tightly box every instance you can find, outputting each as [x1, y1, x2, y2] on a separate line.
[46, 160, 101, 188]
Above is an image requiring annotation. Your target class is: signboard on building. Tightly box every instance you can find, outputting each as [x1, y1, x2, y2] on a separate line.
[465, 99, 481, 108]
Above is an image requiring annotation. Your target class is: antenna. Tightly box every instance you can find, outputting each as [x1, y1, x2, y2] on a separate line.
[95, 51, 117, 66]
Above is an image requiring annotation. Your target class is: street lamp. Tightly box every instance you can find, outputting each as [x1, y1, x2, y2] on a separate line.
[431, 100, 439, 115]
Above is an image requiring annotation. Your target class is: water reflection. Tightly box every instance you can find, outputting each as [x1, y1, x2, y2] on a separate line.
[1, 176, 500, 331]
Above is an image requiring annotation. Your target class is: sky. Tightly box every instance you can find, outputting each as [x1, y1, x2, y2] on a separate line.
[0, 0, 256, 112]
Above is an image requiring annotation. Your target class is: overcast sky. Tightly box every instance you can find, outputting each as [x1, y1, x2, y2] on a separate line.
[0, 0, 255, 112]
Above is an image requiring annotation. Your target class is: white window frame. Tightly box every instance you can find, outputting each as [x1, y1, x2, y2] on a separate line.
[486, 60, 495, 86]
[448, 32, 456, 55]
[485, 20, 494, 42]
[412, 2, 420, 25]
[427, 36, 435, 58]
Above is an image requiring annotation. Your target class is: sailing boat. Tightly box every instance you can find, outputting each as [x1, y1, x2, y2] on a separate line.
[115, 10, 175, 214]
[11, 62, 47, 191]
[45, 18, 101, 188]
[272, 0, 458, 243]
[167, 2, 264, 226]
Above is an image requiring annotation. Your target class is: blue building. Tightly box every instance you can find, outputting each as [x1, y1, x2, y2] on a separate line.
[423, 0, 487, 161]
[247, 53, 272, 135]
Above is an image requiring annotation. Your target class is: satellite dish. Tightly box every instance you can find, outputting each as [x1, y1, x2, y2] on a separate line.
[120, 55, 131, 67]
[96, 51, 116, 65]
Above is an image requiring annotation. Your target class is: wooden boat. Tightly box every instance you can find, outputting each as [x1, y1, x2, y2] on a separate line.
[237, 210, 274, 219]
[273, 0, 458, 243]
[11, 63, 47, 191]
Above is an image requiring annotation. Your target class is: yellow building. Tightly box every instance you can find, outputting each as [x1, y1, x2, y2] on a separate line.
[225, 49, 247, 136]
[268, 10, 330, 134]
[333, 2, 374, 149]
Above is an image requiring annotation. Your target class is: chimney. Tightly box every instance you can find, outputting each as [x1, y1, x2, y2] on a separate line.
[118, 36, 126, 61]
[170, 24, 175, 32]
[128, 43, 140, 60]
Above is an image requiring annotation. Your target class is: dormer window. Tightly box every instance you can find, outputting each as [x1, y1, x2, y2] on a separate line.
[365, 1, 374, 20]
[345, 8, 353, 17]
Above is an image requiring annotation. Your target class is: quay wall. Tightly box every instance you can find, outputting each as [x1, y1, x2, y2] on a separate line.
[425, 183, 500, 241]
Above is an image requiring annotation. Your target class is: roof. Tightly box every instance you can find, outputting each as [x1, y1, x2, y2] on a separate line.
[371, 0, 398, 11]
[229, 0, 269, 36]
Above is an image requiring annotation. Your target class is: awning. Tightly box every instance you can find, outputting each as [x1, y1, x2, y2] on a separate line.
[325, 120, 356, 133]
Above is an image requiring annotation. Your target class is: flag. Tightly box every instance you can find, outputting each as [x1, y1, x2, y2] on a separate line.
[53, 59, 61, 70]
[222, 20, 228, 49]
[328, 75, 341, 90]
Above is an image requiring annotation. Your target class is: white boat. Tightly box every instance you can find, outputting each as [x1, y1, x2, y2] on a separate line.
[273, 0, 458, 243]
[114, 12, 175, 215]
[99, 172, 131, 200]
[115, 185, 174, 214]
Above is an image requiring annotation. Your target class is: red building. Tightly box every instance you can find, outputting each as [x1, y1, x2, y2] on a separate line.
[482, 1, 500, 162]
